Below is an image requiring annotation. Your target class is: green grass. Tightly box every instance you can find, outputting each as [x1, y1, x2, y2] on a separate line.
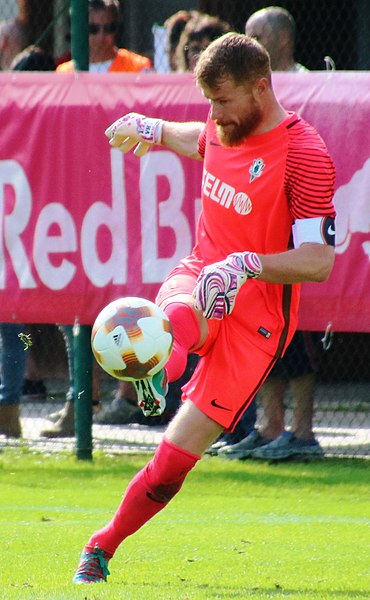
[0, 449, 369, 599]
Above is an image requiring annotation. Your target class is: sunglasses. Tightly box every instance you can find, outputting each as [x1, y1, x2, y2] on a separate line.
[89, 22, 117, 35]
[184, 44, 208, 58]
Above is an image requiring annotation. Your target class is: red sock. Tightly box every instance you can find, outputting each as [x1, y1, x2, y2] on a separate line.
[164, 302, 200, 382]
[86, 437, 200, 556]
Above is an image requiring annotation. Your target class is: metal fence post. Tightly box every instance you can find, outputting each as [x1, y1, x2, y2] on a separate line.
[73, 322, 93, 460]
[71, 0, 91, 459]
[70, 0, 89, 71]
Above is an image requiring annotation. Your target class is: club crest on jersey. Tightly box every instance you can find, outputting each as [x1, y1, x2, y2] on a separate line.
[249, 158, 265, 183]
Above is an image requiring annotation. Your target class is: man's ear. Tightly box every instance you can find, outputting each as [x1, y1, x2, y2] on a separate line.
[252, 77, 268, 100]
[278, 29, 291, 53]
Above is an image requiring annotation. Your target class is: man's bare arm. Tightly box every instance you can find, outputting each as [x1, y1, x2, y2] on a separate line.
[259, 243, 335, 284]
[161, 121, 204, 160]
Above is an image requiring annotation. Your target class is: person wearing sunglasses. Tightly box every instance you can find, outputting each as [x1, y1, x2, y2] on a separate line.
[57, 0, 151, 73]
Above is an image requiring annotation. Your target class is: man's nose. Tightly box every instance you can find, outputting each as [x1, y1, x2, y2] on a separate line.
[210, 104, 222, 121]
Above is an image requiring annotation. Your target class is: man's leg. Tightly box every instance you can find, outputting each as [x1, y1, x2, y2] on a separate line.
[217, 378, 283, 459]
[252, 371, 323, 460]
[289, 372, 316, 438]
[258, 377, 286, 439]
[0, 323, 26, 437]
[252, 331, 323, 461]
[73, 401, 222, 583]
[88, 401, 222, 551]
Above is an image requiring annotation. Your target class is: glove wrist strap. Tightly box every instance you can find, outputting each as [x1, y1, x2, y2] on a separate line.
[138, 117, 163, 144]
[242, 251, 263, 278]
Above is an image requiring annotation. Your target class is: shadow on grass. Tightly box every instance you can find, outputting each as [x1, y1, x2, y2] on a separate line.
[85, 581, 370, 600]
[20, 586, 370, 600]
[119, 578, 370, 599]
[208, 587, 369, 598]
[196, 456, 370, 488]
[0, 448, 368, 491]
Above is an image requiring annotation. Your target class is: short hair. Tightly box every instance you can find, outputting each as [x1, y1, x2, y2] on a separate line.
[177, 14, 231, 72]
[246, 7, 296, 46]
[195, 32, 271, 88]
[164, 10, 197, 52]
[186, 14, 231, 44]
[88, 0, 119, 20]
[11, 46, 56, 71]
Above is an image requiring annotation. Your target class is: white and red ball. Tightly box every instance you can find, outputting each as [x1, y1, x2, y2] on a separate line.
[91, 297, 173, 381]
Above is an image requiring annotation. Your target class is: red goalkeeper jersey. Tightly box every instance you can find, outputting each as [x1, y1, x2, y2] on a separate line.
[190, 111, 336, 357]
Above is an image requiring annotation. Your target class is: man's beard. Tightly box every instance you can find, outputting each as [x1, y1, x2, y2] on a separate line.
[216, 105, 263, 146]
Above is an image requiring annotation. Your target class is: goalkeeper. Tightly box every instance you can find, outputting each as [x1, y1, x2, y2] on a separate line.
[73, 32, 336, 583]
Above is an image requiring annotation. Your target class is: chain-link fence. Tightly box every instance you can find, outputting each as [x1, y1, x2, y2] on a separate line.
[1, 326, 369, 459]
[0, 0, 369, 458]
[0, 0, 369, 71]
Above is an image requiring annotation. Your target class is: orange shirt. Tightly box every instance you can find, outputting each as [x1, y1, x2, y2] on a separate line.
[188, 111, 336, 356]
[56, 48, 151, 73]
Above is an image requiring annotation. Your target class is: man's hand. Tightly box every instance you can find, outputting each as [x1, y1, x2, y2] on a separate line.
[193, 252, 262, 319]
[105, 112, 163, 157]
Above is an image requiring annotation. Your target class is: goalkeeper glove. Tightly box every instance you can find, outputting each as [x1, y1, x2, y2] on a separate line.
[105, 112, 163, 157]
[193, 252, 262, 319]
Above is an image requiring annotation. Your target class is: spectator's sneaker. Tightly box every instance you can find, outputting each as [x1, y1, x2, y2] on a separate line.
[41, 401, 74, 438]
[73, 545, 111, 584]
[205, 435, 229, 456]
[94, 396, 142, 425]
[205, 429, 252, 456]
[133, 369, 168, 417]
[218, 429, 272, 460]
[48, 407, 65, 423]
[252, 431, 324, 461]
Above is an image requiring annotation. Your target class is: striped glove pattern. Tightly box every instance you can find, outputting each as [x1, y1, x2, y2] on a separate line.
[193, 252, 262, 319]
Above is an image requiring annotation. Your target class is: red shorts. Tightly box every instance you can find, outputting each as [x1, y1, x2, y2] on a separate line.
[156, 259, 278, 431]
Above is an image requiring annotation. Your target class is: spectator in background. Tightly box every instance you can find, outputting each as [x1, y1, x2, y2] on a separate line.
[22, 329, 47, 402]
[41, 326, 101, 438]
[252, 333, 324, 460]
[6, 37, 64, 432]
[0, 324, 27, 437]
[0, 18, 28, 70]
[11, 45, 56, 70]
[218, 7, 322, 462]
[163, 9, 199, 72]
[57, 0, 151, 73]
[175, 13, 231, 73]
[218, 331, 325, 460]
[0, 22, 51, 418]
[245, 5, 308, 72]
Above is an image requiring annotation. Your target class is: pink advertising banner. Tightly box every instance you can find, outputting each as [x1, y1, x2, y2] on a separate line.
[0, 71, 369, 331]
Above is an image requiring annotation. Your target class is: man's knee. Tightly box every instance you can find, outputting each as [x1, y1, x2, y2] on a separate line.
[144, 437, 200, 504]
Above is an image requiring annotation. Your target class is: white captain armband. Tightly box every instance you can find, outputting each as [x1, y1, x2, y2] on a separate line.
[292, 216, 336, 248]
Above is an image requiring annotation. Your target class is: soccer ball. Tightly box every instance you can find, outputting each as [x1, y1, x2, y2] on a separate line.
[91, 297, 173, 381]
